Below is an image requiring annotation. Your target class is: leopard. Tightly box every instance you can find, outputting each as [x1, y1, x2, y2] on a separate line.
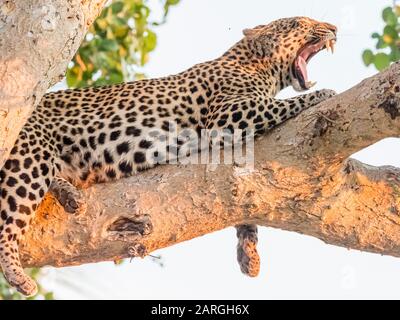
[0, 16, 337, 296]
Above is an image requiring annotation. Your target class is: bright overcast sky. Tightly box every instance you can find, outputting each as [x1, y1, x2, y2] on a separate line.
[43, 0, 400, 299]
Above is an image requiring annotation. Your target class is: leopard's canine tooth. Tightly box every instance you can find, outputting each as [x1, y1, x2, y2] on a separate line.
[326, 39, 335, 54]
[330, 39, 335, 54]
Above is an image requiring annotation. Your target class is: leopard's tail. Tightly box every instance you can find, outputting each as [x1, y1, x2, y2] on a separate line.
[235, 224, 260, 277]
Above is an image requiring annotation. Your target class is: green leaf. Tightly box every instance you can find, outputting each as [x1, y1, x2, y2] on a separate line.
[164, 0, 180, 18]
[384, 25, 398, 40]
[109, 71, 124, 83]
[371, 32, 380, 39]
[143, 29, 157, 52]
[111, 1, 124, 14]
[390, 46, 400, 61]
[98, 39, 119, 51]
[373, 53, 391, 71]
[114, 25, 129, 38]
[376, 37, 388, 49]
[95, 18, 108, 31]
[45, 292, 55, 300]
[66, 67, 79, 87]
[112, 16, 128, 27]
[383, 7, 397, 26]
[362, 49, 374, 66]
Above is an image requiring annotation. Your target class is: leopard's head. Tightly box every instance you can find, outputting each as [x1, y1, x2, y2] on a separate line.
[243, 17, 337, 92]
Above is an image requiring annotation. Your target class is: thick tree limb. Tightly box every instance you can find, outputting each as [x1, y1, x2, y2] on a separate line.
[20, 62, 400, 269]
[0, 0, 107, 168]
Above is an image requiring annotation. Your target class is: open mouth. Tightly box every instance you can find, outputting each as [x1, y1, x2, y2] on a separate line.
[293, 36, 336, 90]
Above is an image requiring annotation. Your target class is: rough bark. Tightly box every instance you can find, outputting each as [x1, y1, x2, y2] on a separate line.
[19, 62, 400, 268]
[0, 0, 107, 168]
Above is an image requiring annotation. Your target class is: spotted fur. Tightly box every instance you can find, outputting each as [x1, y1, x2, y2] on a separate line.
[0, 17, 337, 295]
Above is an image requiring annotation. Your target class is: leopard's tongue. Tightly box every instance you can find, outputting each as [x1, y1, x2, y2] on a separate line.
[297, 56, 308, 83]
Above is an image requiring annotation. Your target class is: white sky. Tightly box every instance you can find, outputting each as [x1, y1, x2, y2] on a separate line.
[42, 0, 400, 299]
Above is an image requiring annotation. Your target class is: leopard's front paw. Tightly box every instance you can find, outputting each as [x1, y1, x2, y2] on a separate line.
[59, 188, 86, 214]
[317, 89, 337, 100]
[50, 179, 87, 215]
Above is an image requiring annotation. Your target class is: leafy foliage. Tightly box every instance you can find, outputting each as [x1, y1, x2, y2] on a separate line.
[0, 0, 179, 300]
[67, 0, 180, 88]
[363, 5, 400, 71]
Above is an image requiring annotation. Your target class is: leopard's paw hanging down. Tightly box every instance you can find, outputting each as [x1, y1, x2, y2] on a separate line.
[0, 16, 337, 294]
[2, 266, 38, 296]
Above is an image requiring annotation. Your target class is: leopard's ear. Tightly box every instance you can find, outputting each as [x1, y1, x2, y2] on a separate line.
[242, 24, 265, 37]
[243, 25, 274, 58]
[242, 28, 254, 37]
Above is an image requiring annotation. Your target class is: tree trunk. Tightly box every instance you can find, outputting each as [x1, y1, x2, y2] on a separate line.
[19, 62, 400, 268]
[0, 0, 107, 168]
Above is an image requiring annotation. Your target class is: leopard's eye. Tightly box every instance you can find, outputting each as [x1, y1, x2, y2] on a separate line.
[310, 26, 320, 37]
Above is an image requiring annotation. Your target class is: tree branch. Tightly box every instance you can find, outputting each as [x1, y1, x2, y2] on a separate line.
[20, 62, 400, 269]
[0, 0, 107, 168]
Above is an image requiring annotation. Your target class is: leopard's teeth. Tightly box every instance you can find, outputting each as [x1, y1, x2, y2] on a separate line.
[326, 40, 331, 53]
[326, 39, 335, 54]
